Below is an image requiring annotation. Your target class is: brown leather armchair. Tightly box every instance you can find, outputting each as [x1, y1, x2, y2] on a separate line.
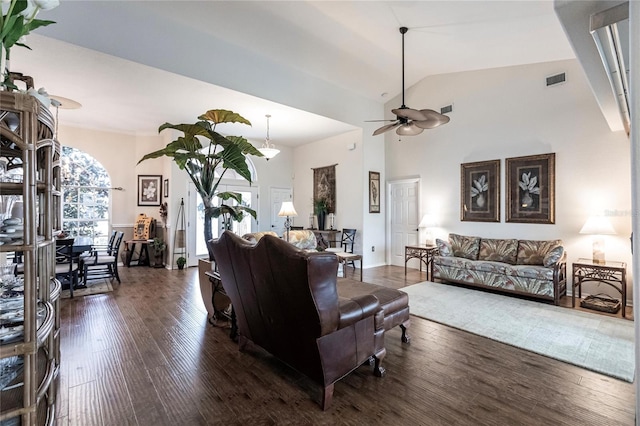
[209, 231, 386, 410]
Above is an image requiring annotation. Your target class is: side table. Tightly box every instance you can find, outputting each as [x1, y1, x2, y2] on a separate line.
[405, 244, 438, 280]
[205, 270, 238, 340]
[572, 258, 627, 318]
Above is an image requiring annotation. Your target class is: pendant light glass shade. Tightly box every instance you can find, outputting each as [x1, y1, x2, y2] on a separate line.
[396, 123, 424, 136]
[258, 114, 280, 160]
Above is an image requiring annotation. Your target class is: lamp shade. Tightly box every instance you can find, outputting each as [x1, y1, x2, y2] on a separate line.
[579, 216, 616, 235]
[258, 147, 280, 159]
[418, 214, 437, 228]
[278, 201, 298, 217]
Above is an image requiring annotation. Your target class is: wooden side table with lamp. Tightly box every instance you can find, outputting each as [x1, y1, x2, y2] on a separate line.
[574, 216, 626, 317]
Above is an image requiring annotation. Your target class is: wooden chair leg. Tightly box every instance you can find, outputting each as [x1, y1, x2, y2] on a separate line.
[400, 321, 411, 344]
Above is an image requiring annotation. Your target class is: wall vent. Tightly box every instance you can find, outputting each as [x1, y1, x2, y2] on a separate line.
[440, 105, 453, 114]
[546, 73, 566, 87]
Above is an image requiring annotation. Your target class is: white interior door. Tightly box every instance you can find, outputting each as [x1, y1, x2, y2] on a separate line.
[387, 179, 420, 267]
[270, 187, 292, 235]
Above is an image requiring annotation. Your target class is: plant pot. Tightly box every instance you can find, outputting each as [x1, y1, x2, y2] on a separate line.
[177, 264, 185, 270]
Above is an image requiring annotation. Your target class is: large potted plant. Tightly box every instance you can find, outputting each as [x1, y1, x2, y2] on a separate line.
[138, 109, 262, 251]
[139, 110, 261, 324]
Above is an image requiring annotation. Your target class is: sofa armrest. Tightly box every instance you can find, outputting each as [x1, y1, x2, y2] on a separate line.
[338, 294, 381, 329]
[552, 251, 567, 282]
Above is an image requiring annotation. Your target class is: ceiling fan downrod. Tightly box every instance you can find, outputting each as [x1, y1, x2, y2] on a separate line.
[400, 26, 408, 109]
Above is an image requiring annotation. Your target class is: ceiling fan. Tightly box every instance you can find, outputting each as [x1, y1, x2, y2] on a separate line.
[371, 27, 450, 136]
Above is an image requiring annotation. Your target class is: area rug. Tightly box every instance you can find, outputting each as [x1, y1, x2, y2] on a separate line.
[402, 281, 635, 382]
[61, 281, 113, 299]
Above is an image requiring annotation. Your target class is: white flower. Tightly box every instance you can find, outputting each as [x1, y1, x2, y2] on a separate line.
[20, 1, 38, 19]
[2, 0, 12, 15]
[143, 182, 157, 200]
[34, 0, 59, 10]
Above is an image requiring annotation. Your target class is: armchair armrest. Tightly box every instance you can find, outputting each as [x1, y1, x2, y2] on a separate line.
[338, 294, 381, 329]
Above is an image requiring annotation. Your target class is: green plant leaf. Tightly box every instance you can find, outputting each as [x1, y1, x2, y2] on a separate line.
[198, 109, 251, 126]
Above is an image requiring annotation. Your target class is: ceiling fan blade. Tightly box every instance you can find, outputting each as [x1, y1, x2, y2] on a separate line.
[414, 110, 451, 129]
[396, 123, 424, 136]
[392, 107, 427, 121]
[365, 119, 397, 123]
[373, 121, 400, 136]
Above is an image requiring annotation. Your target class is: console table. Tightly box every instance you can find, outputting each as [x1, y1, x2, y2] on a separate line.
[124, 240, 151, 267]
[572, 258, 627, 318]
[310, 229, 340, 248]
[405, 244, 438, 280]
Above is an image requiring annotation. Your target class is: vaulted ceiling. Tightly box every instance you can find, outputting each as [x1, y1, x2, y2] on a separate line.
[12, 1, 575, 145]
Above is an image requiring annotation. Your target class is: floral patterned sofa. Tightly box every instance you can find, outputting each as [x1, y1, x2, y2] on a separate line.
[242, 230, 318, 251]
[431, 233, 567, 304]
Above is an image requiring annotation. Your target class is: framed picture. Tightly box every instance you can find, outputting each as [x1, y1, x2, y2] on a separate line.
[460, 160, 500, 222]
[506, 153, 555, 224]
[369, 171, 381, 213]
[313, 164, 337, 213]
[164, 179, 169, 198]
[137, 175, 162, 206]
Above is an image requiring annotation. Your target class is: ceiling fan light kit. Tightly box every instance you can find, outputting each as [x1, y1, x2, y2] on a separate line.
[372, 27, 450, 137]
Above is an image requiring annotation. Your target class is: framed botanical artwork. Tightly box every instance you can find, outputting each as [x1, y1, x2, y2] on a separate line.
[369, 171, 381, 213]
[137, 175, 162, 206]
[506, 153, 555, 224]
[460, 160, 500, 222]
[163, 179, 169, 198]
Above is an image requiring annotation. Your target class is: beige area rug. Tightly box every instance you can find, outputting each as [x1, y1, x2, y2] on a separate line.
[61, 281, 113, 299]
[402, 281, 635, 382]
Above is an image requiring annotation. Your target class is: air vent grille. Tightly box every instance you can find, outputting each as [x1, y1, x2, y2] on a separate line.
[546, 73, 566, 86]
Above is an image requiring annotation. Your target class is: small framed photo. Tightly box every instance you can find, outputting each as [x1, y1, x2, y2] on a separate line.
[460, 159, 500, 222]
[369, 171, 380, 213]
[164, 179, 169, 198]
[137, 175, 162, 206]
[506, 153, 555, 224]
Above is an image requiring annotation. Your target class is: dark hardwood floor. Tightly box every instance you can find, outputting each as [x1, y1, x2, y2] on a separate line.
[55, 264, 635, 425]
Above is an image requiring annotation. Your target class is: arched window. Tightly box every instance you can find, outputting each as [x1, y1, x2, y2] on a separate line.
[61, 146, 111, 245]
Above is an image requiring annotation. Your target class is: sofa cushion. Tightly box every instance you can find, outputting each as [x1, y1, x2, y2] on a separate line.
[478, 238, 518, 264]
[287, 230, 318, 250]
[242, 231, 278, 244]
[543, 245, 565, 267]
[516, 239, 562, 265]
[449, 233, 480, 260]
[436, 238, 453, 257]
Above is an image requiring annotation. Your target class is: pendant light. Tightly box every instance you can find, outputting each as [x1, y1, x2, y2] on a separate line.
[258, 114, 280, 160]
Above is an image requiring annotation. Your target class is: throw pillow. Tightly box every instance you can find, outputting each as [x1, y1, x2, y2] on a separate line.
[543, 246, 565, 267]
[516, 239, 562, 265]
[478, 238, 518, 264]
[449, 233, 481, 260]
[436, 238, 452, 257]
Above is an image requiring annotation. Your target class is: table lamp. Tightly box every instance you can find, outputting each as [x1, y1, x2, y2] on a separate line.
[418, 214, 437, 246]
[579, 216, 616, 264]
[278, 201, 298, 242]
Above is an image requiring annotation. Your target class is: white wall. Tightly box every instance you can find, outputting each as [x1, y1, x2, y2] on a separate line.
[293, 130, 366, 254]
[385, 59, 632, 299]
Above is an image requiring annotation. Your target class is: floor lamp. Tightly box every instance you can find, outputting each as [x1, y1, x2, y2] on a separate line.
[278, 201, 298, 242]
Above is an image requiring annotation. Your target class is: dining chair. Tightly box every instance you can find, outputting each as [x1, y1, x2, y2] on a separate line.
[83, 231, 124, 285]
[339, 229, 357, 269]
[55, 238, 79, 298]
[79, 230, 117, 274]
